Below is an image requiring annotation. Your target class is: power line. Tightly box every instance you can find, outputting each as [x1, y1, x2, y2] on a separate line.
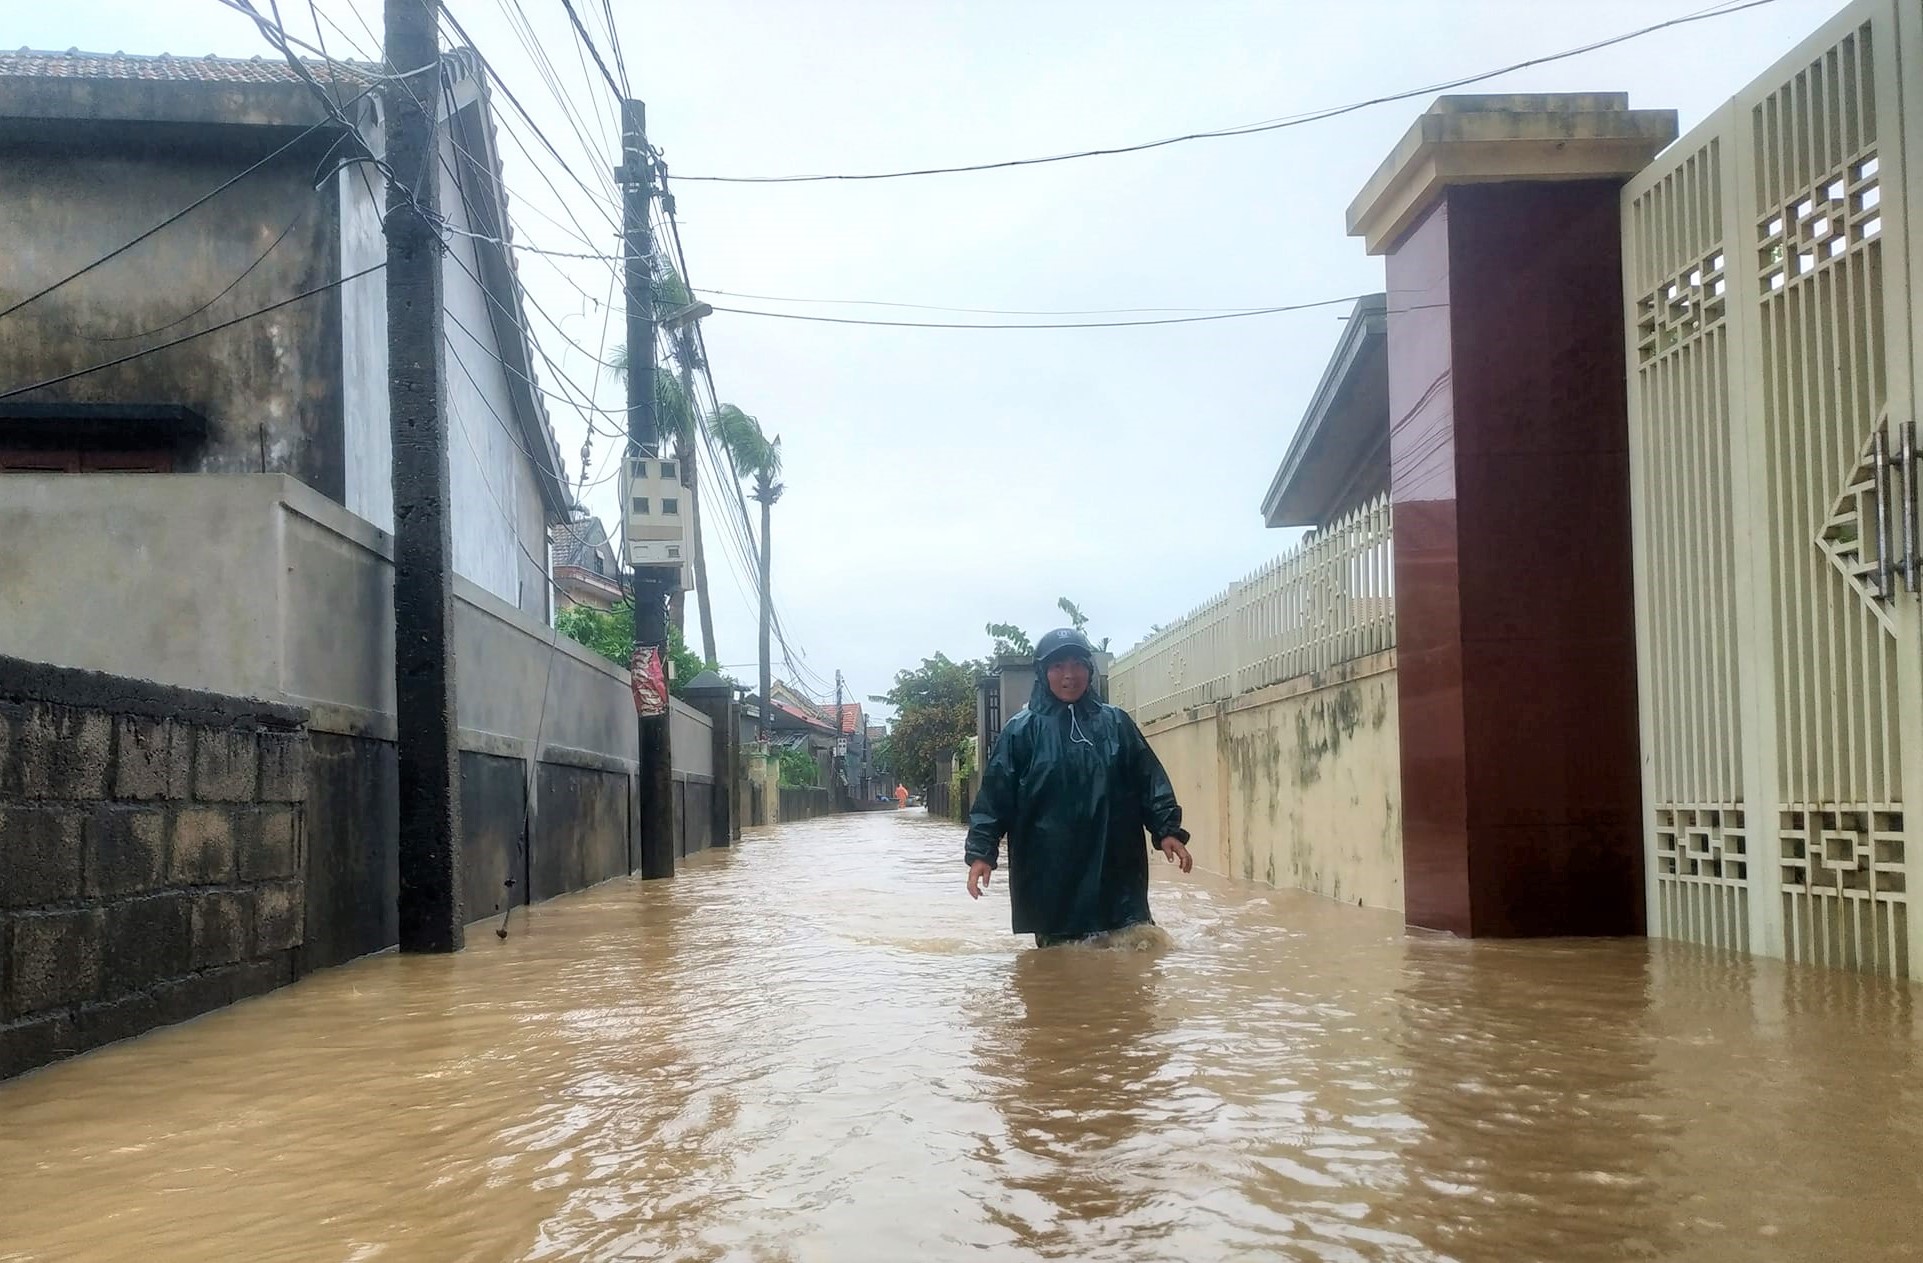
[705, 296, 1369, 330]
[598, 0, 631, 96]
[672, 0, 1780, 183]
[0, 262, 386, 401]
[435, 3, 625, 235]
[82, 205, 311, 342]
[493, 0, 620, 201]
[0, 99, 369, 323]
[556, 0, 625, 99]
[226, 3, 779, 671]
[690, 287, 1293, 317]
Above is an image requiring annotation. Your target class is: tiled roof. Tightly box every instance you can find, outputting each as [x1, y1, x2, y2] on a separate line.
[834, 704, 862, 735]
[0, 48, 379, 85]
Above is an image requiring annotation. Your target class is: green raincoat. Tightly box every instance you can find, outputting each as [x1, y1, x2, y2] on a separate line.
[964, 674, 1189, 939]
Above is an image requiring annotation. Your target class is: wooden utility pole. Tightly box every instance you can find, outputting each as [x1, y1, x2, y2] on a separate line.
[386, 0, 463, 952]
[621, 98, 675, 881]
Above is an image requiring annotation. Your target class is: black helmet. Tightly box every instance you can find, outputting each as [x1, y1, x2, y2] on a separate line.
[1035, 627, 1095, 666]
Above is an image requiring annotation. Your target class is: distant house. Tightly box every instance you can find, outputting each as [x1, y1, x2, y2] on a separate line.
[0, 48, 569, 618]
[766, 681, 839, 786]
[831, 702, 872, 802]
[550, 514, 624, 612]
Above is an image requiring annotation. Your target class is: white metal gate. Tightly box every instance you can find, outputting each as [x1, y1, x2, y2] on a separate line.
[1624, 0, 1923, 979]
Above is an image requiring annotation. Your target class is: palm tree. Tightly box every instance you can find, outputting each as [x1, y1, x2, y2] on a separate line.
[709, 404, 782, 741]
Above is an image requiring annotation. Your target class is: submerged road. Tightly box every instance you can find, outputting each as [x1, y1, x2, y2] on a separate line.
[0, 809, 1918, 1261]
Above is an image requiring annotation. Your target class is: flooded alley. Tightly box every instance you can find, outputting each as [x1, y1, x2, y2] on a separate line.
[1, 810, 1919, 1262]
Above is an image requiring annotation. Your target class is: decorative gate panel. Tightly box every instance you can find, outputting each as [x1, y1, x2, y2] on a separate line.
[1625, 0, 1922, 979]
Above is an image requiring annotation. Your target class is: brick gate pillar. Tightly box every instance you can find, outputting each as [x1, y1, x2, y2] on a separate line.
[1347, 95, 1677, 936]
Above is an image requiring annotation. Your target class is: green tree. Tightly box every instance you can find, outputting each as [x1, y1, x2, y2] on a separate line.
[554, 601, 631, 666]
[554, 599, 714, 697]
[985, 622, 1032, 659]
[711, 404, 783, 741]
[777, 744, 819, 788]
[872, 653, 984, 791]
[1057, 597, 1110, 652]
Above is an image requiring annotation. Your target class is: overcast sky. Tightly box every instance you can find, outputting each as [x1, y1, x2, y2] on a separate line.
[19, 0, 1842, 716]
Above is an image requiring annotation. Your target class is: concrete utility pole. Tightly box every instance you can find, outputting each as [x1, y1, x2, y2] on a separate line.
[621, 98, 675, 881]
[386, 0, 463, 952]
[757, 494, 773, 744]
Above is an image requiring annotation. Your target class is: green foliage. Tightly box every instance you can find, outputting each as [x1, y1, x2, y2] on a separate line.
[777, 744, 819, 787]
[607, 342, 698, 458]
[554, 601, 631, 667]
[652, 264, 693, 313]
[554, 598, 717, 697]
[873, 653, 985, 791]
[984, 622, 1032, 659]
[985, 598, 1111, 659]
[710, 404, 783, 501]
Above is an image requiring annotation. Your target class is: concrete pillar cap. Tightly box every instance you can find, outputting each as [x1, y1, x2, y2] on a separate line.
[1346, 93, 1679, 255]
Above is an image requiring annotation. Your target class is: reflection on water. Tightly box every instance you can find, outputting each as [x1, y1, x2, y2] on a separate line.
[0, 809, 1918, 1262]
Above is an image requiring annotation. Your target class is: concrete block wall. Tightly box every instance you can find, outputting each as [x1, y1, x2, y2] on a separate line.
[1, 656, 308, 1080]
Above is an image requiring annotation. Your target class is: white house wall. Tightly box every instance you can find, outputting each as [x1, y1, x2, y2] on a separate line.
[337, 131, 550, 620]
[339, 166, 391, 533]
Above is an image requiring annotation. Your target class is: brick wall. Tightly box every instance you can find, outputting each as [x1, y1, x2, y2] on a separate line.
[1, 655, 308, 1080]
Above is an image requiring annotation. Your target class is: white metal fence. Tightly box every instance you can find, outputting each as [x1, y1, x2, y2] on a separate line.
[1109, 494, 1394, 723]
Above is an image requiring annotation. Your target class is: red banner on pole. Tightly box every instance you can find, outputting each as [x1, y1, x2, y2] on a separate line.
[630, 645, 667, 716]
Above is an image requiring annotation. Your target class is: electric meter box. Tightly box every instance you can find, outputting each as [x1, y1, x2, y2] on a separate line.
[620, 454, 693, 590]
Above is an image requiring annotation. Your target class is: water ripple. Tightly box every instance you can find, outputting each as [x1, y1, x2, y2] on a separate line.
[0, 809, 1919, 1261]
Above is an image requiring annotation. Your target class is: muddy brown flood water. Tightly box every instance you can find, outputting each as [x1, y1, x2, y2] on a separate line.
[1, 809, 1919, 1261]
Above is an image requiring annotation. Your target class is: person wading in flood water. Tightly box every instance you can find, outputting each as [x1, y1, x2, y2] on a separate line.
[965, 627, 1194, 947]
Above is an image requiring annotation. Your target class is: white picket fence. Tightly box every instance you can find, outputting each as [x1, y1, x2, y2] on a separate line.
[1109, 494, 1394, 723]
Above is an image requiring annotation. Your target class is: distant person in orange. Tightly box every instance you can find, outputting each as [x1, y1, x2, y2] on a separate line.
[895, 784, 909, 809]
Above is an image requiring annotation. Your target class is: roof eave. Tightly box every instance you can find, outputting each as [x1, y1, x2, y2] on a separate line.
[1261, 295, 1389, 528]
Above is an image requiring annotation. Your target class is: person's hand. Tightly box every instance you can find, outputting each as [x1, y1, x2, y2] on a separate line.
[967, 861, 994, 899]
[1158, 837, 1193, 874]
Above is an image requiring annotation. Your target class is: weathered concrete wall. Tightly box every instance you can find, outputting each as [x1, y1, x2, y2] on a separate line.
[0, 474, 654, 976]
[0, 100, 552, 618]
[779, 786, 836, 821]
[0, 125, 345, 494]
[459, 750, 526, 931]
[669, 699, 717, 859]
[743, 748, 776, 827]
[1139, 652, 1403, 912]
[301, 731, 395, 973]
[530, 761, 629, 901]
[1, 656, 308, 1080]
[678, 781, 714, 856]
[0, 474, 637, 760]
